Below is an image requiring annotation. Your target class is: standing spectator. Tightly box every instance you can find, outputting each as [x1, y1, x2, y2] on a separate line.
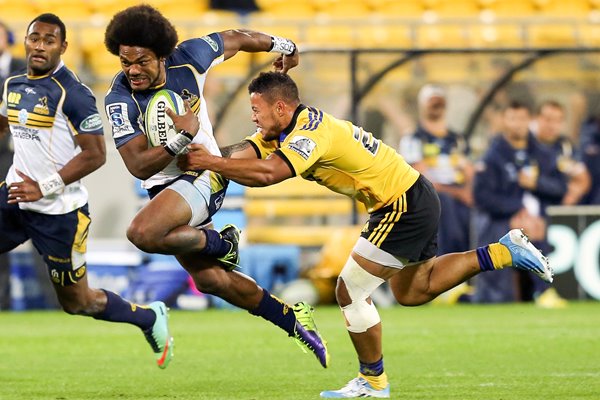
[400, 84, 474, 255]
[473, 101, 567, 307]
[0, 20, 26, 310]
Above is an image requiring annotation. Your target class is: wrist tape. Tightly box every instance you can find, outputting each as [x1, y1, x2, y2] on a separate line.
[269, 36, 296, 56]
[164, 130, 193, 156]
[39, 172, 65, 197]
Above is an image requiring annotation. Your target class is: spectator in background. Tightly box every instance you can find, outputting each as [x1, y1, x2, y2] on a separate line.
[579, 115, 600, 204]
[473, 101, 567, 307]
[533, 100, 590, 206]
[0, 20, 26, 310]
[399, 84, 474, 256]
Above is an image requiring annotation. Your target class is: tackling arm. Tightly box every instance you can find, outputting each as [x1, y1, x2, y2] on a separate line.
[180, 142, 293, 187]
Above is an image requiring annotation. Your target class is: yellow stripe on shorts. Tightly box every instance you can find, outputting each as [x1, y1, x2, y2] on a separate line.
[368, 193, 407, 247]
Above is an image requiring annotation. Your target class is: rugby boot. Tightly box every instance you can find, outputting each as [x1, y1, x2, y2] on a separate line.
[218, 224, 241, 271]
[143, 301, 174, 369]
[292, 301, 330, 368]
[499, 229, 554, 283]
[320, 375, 390, 398]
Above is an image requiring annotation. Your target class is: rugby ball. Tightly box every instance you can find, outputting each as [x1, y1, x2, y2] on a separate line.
[144, 89, 185, 147]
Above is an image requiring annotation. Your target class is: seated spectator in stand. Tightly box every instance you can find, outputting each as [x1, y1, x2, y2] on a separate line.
[473, 101, 567, 307]
[533, 100, 590, 206]
[399, 84, 474, 256]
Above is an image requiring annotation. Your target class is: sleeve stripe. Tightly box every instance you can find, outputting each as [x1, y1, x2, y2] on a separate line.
[246, 139, 262, 159]
[274, 149, 297, 177]
[299, 107, 323, 132]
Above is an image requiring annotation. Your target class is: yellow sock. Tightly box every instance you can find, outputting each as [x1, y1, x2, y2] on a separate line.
[488, 242, 513, 269]
[359, 372, 388, 390]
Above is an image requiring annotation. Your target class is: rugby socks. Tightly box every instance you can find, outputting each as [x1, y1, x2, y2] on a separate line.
[476, 243, 513, 271]
[199, 228, 233, 258]
[360, 356, 384, 376]
[93, 290, 156, 330]
[359, 357, 388, 390]
[249, 288, 296, 336]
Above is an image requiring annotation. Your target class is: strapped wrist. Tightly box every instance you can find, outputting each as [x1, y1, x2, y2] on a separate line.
[39, 172, 65, 197]
[269, 36, 296, 56]
[164, 130, 193, 156]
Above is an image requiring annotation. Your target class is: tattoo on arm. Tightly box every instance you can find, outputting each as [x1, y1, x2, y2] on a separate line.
[220, 141, 251, 158]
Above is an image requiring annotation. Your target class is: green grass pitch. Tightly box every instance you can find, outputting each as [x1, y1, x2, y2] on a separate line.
[1, 302, 599, 399]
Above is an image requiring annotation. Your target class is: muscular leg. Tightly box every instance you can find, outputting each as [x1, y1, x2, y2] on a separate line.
[127, 189, 207, 254]
[176, 253, 264, 310]
[53, 274, 156, 330]
[335, 251, 480, 368]
[390, 251, 480, 306]
[53, 274, 107, 315]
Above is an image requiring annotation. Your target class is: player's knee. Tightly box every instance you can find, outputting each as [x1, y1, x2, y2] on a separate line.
[127, 220, 160, 253]
[338, 257, 385, 333]
[335, 277, 352, 307]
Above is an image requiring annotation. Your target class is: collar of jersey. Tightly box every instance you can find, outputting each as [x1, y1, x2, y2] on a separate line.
[279, 103, 307, 143]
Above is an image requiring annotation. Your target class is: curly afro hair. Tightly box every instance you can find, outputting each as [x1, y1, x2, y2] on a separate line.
[104, 4, 178, 58]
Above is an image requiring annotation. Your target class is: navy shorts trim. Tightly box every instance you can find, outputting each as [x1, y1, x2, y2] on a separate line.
[360, 175, 441, 263]
[0, 184, 90, 286]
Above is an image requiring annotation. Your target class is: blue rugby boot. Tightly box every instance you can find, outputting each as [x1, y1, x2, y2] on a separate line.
[320, 375, 390, 398]
[292, 301, 330, 368]
[143, 301, 174, 369]
[218, 224, 241, 271]
[499, 229, 554, 283]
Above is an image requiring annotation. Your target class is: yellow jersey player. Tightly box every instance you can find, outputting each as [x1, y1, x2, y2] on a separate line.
[177, 72, 553, 398]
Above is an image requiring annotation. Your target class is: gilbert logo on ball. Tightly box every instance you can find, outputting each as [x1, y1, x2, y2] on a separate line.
[144, 89, 185, 147]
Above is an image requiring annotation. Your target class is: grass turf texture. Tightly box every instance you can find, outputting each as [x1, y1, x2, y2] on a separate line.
[1, 302, 599, 399]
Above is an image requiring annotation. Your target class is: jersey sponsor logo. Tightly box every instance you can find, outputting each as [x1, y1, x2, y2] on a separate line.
[201, 35, 219, 52]
[106, 102, 135, 138]
[12, 126, 41, 141]
[80, 113, 103, 132]
[287, 135, 316, 160]
[18, 108, 28, 124]
[33, 97, 49, 115]
[25, 87, 36, 95]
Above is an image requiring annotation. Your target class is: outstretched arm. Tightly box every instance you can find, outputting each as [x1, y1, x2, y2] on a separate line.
[179, 143, 293, 187]
[219, 29, 298, 73]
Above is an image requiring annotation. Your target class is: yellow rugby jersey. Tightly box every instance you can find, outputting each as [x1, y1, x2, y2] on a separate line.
[246, 105, 420, 213]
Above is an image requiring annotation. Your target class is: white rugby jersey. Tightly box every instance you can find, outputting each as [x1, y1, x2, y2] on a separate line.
[0, 62, 104, 214]
[104, 34, 224, 190]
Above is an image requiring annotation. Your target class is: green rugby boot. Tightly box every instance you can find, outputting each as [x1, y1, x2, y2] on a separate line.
[218, 224, 241, 271]
[143, 301, 174, 369]
[292, 301, 330, 368]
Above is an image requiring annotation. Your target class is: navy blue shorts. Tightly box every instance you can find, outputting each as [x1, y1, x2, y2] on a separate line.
[0, 182, 90, 286]
[361, 175, 441, 263]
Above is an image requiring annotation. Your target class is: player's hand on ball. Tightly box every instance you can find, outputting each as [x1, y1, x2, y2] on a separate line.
[177, 143, 212, 170]
[165, 100, 199, 137]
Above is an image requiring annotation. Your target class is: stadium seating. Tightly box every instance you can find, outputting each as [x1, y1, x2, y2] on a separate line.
[428, 0, 481, 18]
[244, 177, 365, 246]
[528, 24, 579, 47]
